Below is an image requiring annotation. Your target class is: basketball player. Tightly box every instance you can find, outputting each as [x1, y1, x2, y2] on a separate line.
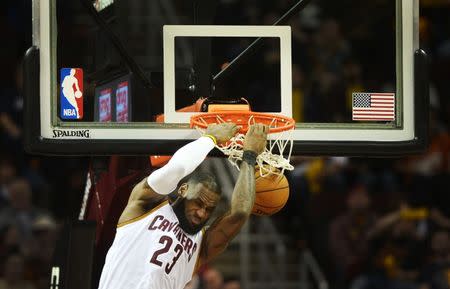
[61, 68, 82, 118]
[98, 122, 268, 289]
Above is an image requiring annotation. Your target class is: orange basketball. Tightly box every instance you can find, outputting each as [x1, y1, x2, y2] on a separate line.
[252, 166, 289, 216]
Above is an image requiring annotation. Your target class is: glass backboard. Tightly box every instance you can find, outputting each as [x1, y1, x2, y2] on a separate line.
[24, 0, 428, 156]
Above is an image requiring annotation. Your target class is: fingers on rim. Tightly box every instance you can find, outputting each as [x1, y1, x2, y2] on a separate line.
[257, 124, 265, 133]
[257, 123, 267, 134]
[257, 124, 263, 133]
[247, 124, 255, 135]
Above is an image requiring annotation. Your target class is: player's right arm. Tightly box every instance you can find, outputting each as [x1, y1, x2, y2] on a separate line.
[118, 123, 239, 224]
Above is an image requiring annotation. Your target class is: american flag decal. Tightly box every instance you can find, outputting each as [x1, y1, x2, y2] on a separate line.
[352, 93, 395, 121]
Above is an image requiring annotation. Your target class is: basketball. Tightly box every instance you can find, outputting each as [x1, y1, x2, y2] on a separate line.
[252, 165, 289, 216]
[75, 90, 82, 98]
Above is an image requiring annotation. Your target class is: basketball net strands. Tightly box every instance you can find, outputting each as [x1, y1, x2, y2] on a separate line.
[190, 104, 296, 177]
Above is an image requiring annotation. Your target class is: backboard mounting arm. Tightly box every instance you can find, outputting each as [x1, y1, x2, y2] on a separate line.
[212, 0, 313, 86]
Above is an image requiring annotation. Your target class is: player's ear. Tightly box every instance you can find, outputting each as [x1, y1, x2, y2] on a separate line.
[178, 183, 188, 198]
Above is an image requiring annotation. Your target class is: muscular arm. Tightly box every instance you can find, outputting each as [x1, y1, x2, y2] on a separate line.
[198, 124, 267, 264]
[200, 160, 256, 263]
[118, 137, 216, 224]
[118, 123, 239, 225]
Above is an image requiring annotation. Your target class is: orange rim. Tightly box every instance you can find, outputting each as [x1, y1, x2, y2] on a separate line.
[190, 111, 295, 133]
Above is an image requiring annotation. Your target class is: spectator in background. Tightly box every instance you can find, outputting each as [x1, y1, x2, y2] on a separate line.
[22, 215, 59, 289]
[0, 253, 35, 289]
[0, 63, 24, 153]
[0, 224, 21, 261]
[351, 204, 431, 289]
[398, 110, 449, 180]
[342, 58, 365, 118]
[419, 230, 450, 289]
[304, 18, 350, 122]
[314, 18, 351, 75]
[201, 267, 224, 289]
[329, 184, 375, 288]
[396, 109, 450, 217]
[0, 155, 18, 209]
[0, 178, 49, 240]
[223, 277, 241, 289]
[429, 209, 450, 231]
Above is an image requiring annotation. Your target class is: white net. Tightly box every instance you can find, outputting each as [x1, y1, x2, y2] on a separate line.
[216, 131, 294, 176]
[194, 114, 294, 176]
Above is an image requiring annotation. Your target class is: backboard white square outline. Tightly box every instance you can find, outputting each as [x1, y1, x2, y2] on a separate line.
[163, 25, 292, 123]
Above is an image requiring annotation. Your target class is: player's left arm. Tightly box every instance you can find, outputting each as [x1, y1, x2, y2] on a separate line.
[199, 124, 268, 264]
[199, 161, 255, 264]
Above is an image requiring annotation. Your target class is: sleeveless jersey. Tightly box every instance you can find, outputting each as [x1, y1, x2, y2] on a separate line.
[98, 201, 204, 289]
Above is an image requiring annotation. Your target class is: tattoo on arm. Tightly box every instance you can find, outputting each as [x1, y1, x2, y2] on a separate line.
[231, 161, 255, 215]
[200, 161, 255, 263]
[217, 228, 231, 239]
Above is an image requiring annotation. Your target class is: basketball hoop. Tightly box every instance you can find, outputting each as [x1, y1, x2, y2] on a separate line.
[190, 111, 296, 175]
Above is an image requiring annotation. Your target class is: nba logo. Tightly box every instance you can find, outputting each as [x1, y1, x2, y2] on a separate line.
[60, 68, 83, 119]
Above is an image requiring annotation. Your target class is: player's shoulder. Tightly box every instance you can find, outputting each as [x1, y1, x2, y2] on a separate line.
[143, 198, 170, 211]
[118, 199, 170, 228]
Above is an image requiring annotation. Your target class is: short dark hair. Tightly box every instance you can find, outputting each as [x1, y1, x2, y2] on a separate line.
[183, 170, 221, 196]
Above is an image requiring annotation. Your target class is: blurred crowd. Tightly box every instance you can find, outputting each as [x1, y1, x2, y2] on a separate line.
[1, 0, 450, 289]
[0, 2, 88, 288]
[280, 150, 450, 289]
[183, 267, 242, 289]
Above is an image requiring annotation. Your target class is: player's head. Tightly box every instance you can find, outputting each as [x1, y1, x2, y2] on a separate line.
[172, 171, 221, 234]
[70, 68, 76, 75]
